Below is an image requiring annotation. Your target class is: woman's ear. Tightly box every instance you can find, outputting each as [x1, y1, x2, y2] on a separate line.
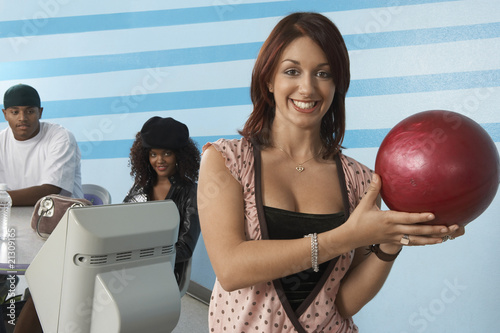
[267, 83, 273, 93]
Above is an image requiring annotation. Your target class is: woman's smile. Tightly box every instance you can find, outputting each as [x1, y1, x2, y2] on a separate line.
[290, 99, 319, 113]
[156, 164, 168, 171]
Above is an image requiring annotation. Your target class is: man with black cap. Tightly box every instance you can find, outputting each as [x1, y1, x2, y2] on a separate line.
[0, 83, 83, 205]
[0, 84, 83, 333]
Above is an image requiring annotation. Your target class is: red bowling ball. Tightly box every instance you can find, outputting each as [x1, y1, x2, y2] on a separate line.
[375, 110, 499, 226]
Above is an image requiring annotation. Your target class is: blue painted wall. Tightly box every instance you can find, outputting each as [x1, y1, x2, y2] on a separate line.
[1, 1, 498, 331]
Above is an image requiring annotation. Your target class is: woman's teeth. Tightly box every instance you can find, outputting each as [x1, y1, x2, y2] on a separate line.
[293, 100, 316, 109]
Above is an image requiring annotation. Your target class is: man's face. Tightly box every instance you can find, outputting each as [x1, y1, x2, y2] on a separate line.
[2, 106, 43, 141]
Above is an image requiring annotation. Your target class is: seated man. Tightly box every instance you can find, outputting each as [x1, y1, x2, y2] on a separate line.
[0, 83, 83, 205]
[1, 84, 83, 333]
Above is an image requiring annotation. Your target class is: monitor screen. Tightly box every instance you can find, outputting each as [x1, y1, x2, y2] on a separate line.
[26, 201, 181, 333]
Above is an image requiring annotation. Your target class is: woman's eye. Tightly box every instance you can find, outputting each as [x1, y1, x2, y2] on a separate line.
[317, 71, 331, 78]
[284, 69, 300, 76]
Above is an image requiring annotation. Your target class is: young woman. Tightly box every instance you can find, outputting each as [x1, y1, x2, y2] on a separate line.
[124, 116, 201, 283]
[197, 12, 464, 332]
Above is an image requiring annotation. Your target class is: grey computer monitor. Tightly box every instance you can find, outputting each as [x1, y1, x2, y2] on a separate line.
[26, 201, 181, 333]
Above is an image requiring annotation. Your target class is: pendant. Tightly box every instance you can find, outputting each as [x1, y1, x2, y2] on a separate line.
[296, 165, 305, 172]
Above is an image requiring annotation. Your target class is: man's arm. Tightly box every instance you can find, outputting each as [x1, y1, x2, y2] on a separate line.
[8, 184, 61, 206]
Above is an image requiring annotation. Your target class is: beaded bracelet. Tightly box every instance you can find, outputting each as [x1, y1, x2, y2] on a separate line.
[304, 233, 319, 272]
[369, 244, 402, 262]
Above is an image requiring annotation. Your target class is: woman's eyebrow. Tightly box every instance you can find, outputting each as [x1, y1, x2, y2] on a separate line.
[281, 59, 330, 68]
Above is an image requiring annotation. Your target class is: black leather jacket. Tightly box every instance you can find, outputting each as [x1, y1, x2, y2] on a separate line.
[123, 174, 200, 265]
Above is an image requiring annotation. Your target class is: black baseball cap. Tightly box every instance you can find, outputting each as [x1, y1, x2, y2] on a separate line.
[3, 84, 41, 108]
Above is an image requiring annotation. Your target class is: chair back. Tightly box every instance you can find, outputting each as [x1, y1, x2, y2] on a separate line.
[82, 184, 112, 205]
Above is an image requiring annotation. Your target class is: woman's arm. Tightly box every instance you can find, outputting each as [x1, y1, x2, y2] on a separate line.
[335, 176, 464, 317]
[199, 146, 460, 292]
[335, 244, 401, 317]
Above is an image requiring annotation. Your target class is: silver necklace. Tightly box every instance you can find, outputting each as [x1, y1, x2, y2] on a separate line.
[275, 145, 322, 173]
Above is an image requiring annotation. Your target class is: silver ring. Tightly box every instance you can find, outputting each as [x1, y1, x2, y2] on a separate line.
[400, 234, 410, 245]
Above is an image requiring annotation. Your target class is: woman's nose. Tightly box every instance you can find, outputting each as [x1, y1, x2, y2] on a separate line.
[298, 75, 315, 96]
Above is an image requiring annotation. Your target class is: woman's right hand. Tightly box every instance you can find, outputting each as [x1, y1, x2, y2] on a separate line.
[345, 173, 459, 248]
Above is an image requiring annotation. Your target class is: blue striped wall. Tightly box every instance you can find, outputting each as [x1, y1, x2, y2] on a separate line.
[1, 1, 498, 331]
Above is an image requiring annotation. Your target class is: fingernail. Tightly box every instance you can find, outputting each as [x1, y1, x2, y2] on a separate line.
[372, 174, 378, 183]
[427, 214, 435, 220]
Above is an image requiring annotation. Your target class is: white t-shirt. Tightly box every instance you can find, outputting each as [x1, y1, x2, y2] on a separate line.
[0, 122, 83, 198]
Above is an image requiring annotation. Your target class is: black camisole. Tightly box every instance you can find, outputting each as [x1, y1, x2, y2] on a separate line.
[264, 205, 346, 312]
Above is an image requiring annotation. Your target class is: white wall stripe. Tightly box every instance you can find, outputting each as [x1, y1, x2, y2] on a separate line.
[0, 60, 255, 102]
[329, 0, 500, 35]
[346, 87, 500, 130]
[350, 37, 500, 79]
[0, 0, 289, 22]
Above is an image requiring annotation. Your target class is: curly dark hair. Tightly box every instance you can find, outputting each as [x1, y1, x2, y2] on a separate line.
[128, 131, 201, 189]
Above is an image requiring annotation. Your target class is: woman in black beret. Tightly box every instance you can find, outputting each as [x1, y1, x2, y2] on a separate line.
[124, 116, 201, 284]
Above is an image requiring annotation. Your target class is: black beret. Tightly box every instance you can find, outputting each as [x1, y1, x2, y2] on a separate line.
[3, 84, 41, 109]
[140, 117, 189, 150]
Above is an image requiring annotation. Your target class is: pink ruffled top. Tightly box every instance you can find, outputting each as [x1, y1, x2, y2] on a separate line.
[203, 138, 373, 333]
